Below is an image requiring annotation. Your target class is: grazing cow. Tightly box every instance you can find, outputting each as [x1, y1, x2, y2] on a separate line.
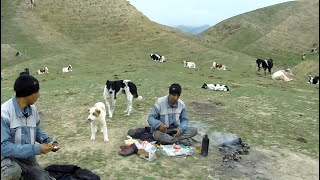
[302, 53, 306, 60]
[211, 62, 227, 70]
[308, 75, 319, 84]
[201, 83, 229, 92]
[20, 68, 30, 76]
[182, 60, 196, 69]
[310, 48, 318, 54]
[30, 0, 36, 8]
[150, 54, 166, 62]
[15, 52, 21, 57]
[62, 65, 72, 72]
[272, 69, 293, 82]
[160, 56, 166, 62]
[36, 67, 49, 75]
[256, 58, 273, 75]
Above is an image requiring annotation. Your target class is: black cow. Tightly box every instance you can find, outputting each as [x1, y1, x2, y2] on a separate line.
[256, 58, 273, 75]
[150, 53, 166, 62]
[308, 75, 319, 84]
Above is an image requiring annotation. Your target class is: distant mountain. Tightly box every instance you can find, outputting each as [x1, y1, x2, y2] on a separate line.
[175, 24, 210, 35]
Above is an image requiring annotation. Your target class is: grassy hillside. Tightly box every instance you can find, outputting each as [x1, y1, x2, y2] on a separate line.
[199, 0, 319, 67]
[1, 0, 319, 179]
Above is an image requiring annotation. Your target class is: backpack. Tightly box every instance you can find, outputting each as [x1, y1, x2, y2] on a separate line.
[45, 164, 100, 180]
[127, 127, 155, 142]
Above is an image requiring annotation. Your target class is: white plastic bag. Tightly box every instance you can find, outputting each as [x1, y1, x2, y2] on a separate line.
[159, 143, 194, 156]
[135, 141, 157, 161]
[124, 136, 139, 145]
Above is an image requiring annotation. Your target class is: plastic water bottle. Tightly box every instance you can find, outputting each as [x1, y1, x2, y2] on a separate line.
[200, 134, 209, 156]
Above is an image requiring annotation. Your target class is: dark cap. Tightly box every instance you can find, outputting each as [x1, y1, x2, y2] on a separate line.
[14, 74, 40, 97]
[169, 83, 182, 95]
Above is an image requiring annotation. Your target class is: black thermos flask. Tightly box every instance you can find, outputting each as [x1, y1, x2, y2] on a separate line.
[200, 134, 209, 156]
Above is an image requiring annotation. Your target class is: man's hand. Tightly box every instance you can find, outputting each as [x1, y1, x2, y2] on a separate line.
[40, 144, 53, 154]
[174, 128, 181, 137]
[158, 124, 167, 132]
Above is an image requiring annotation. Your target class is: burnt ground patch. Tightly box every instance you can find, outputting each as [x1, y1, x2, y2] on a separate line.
[187, 100, 224, 119]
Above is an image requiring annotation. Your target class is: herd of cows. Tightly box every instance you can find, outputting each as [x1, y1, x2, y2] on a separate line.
[149, 53, 319, 85]
[4, 52, 319, 89]
[18, 65, 72, 76]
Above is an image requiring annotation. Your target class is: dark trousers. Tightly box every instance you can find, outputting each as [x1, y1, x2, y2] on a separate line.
[153, 127, 198, 144]
[1, 157, 54, 180]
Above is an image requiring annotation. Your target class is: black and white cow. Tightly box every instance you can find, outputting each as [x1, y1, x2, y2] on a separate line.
[201, 83, 229, 92]
[16, 52, 21, 57]
[310, 48, 318, 54]
[37, 67, 49, 74]
[308, 75, 319, 84]
[150, 54, 166, 62]
[256, 58, 273, 75]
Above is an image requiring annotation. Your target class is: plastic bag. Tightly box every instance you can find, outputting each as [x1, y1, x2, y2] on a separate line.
[124, 136, 139, 145]
[159, 143, 194, 156]
[134, 141, 157, 161]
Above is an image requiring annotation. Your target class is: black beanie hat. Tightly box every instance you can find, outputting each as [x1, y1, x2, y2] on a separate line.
[169, 83, 182, 96]
[14, 74, 40, 97]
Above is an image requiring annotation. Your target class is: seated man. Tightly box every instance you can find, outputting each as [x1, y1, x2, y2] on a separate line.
[1, 74, 60, 180]
[147, 83, 198, 146]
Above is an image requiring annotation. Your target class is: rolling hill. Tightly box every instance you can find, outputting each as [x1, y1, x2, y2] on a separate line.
[198, 0, 319, 66]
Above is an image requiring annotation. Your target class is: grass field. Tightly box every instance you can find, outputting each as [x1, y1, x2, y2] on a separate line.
[1, 0, 319, 179]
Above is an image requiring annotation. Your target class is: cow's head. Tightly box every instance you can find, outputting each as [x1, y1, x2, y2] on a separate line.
[201, 83, 208, 89]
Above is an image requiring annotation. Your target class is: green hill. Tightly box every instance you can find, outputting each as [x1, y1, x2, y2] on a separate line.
[199, 0, 319, 67]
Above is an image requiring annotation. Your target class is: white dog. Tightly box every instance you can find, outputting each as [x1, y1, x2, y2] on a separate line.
[87, 102, 109, 142]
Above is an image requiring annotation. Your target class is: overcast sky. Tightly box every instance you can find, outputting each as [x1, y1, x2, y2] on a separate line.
[128, 0, 293, 26]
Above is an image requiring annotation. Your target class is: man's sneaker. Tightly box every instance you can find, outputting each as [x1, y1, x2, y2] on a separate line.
[178, 138, 192, 146]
